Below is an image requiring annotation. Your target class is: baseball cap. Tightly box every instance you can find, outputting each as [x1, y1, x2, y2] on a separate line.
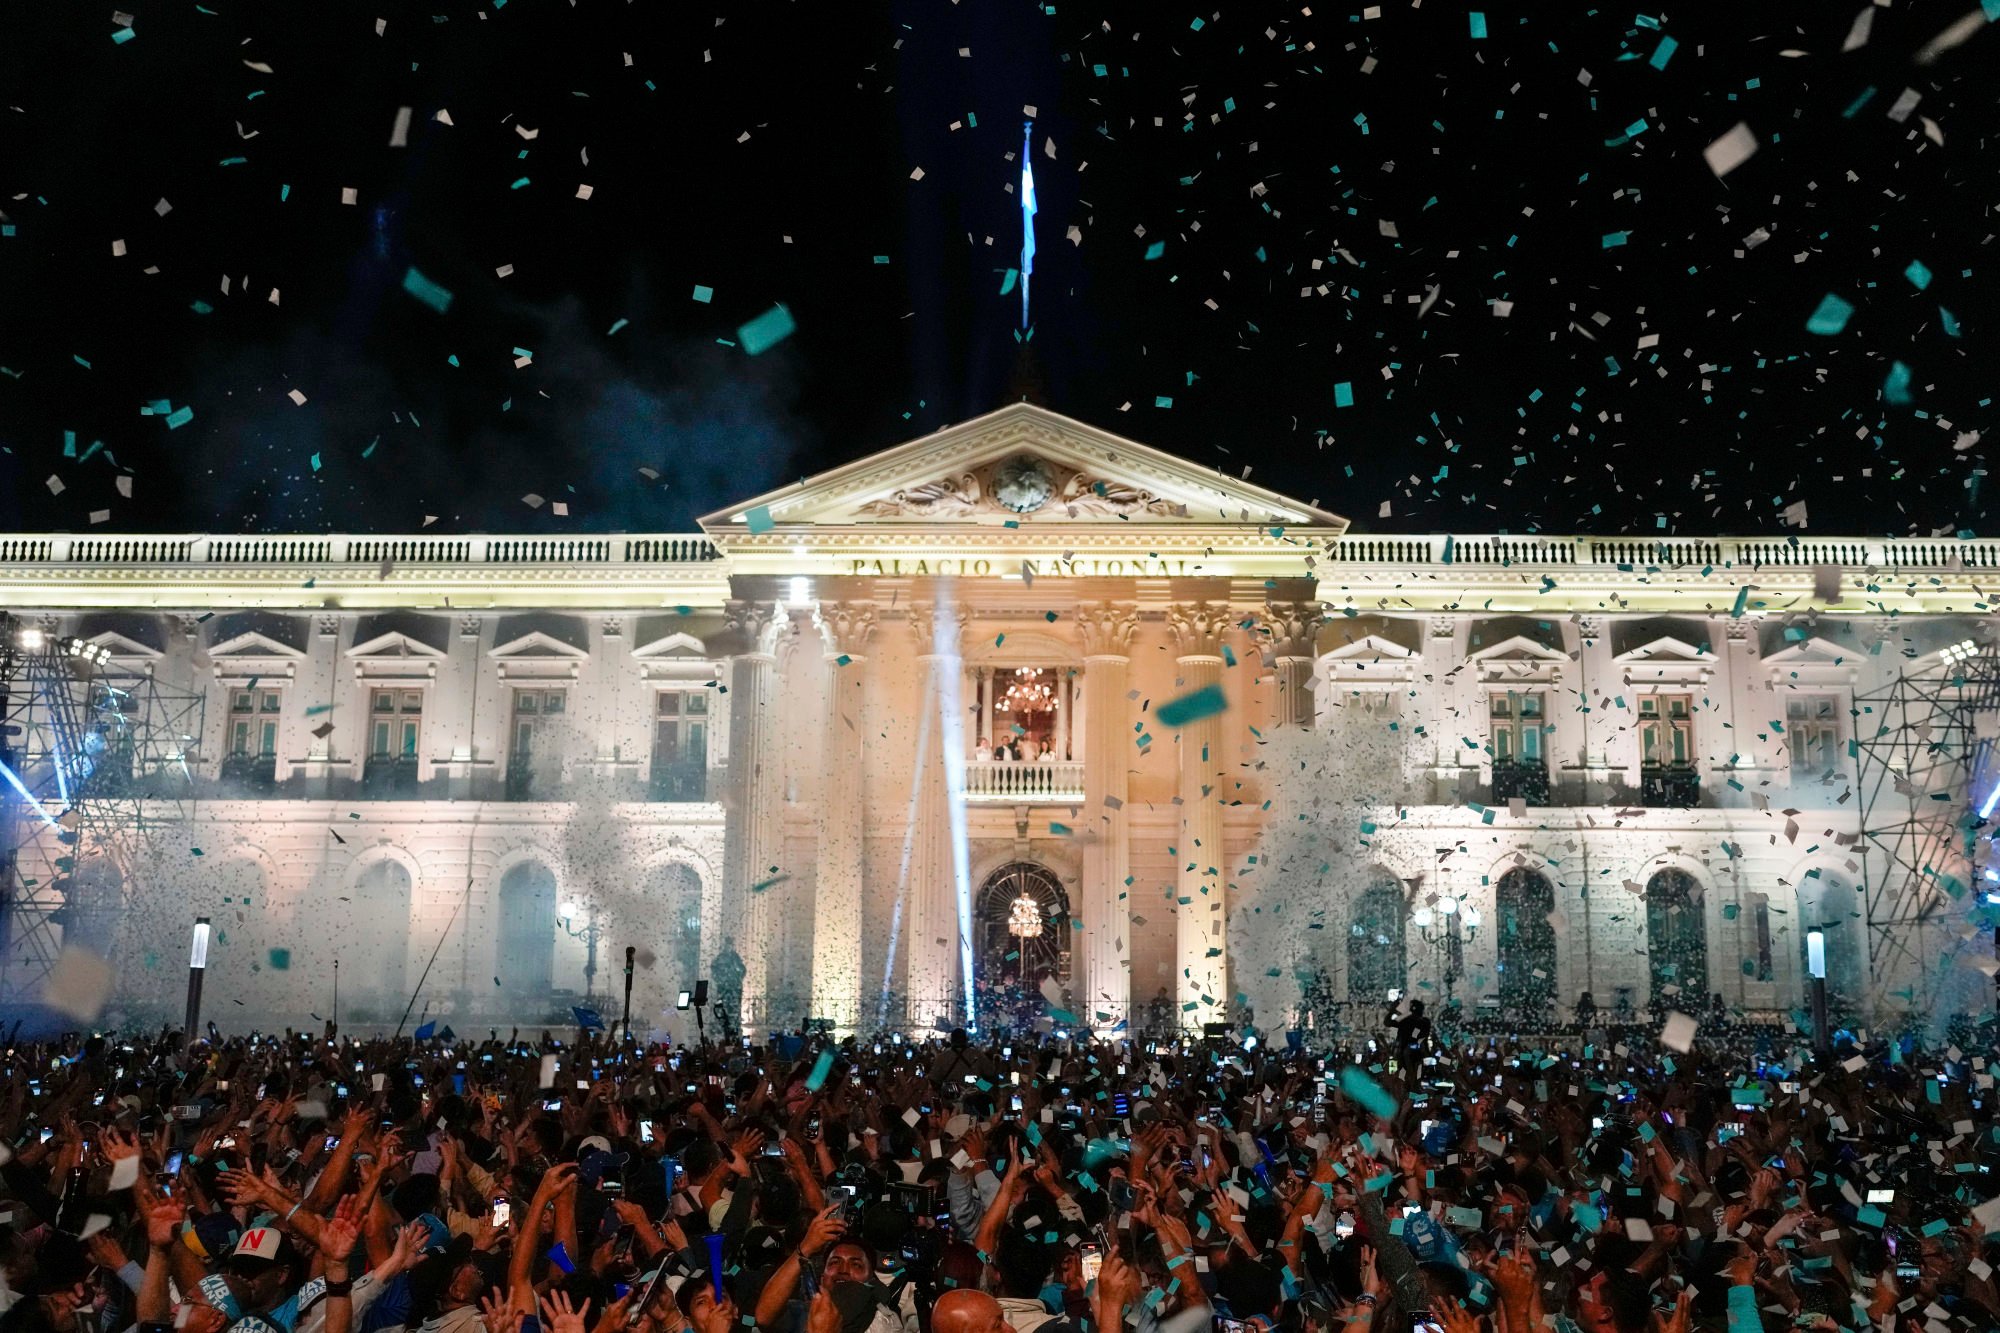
[230, 1226, 297, 1272]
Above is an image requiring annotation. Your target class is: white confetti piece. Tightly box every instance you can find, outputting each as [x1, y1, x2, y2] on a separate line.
[389, 105, 412, 147]
[1703, 123, 1758, 178]
[1660, 1011, 1698, 1053]
[288, 388, 308, 405]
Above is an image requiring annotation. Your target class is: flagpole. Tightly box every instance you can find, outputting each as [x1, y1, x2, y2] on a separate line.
[1020, 121, 1036, 330]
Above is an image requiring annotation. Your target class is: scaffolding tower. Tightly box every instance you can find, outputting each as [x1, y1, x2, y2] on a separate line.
[1852, 639, 2000, 1019]
[0, 614, 206, 1014]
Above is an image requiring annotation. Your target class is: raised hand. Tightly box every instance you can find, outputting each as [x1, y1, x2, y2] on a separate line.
[539, 1290, 592, 1333]
[321, 1196, 364, 1266]
[481, 1290, 526, 1333]
[144, 1198, 185, 1249]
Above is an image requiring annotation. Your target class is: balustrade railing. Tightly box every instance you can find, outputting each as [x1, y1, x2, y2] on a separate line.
[0, 533, 721, 567]
[963, 759, 1084, 802]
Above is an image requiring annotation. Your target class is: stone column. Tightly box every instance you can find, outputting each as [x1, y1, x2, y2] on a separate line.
[1077, 602, 1137, 1030]
[905, 604, 968, 1031]
[1170, 603, 1233, 1028]
[722, 600, 785, 1036]
[1054, 673, 1071, 760]
[1265, 602, 1324, 729]
[978, 670, 995, 748]
[812, 602, 875, 1032]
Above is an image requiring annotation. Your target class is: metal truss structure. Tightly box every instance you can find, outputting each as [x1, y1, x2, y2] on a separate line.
[1852, 641, 2000, 1017]
[0, 614, 206, 1012]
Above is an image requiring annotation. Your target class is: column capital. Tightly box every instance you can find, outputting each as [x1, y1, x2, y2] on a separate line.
[723, 599, 785, 656]
[1262, 601, 1324, 660]
[815, 602, 877, 660]
[1169, 602, 1232, 659]
[909, 603, 969, 658]
[1076, 601, 1138, 658]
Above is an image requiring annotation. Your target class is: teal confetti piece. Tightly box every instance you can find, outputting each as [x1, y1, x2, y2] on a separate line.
[1340, 1065, 1399, 1119]
[737, 304, 796, 355]
[803, 1047, 837, 1092]
[1334, 381, 1354, 408]
[1468, 11, 1487, 37]
[1155, 395, 1173, 408]
[1602, 231, 1629, 249]
[1939, 306, 1960, 337]
[165, 406, 194, 430]
[401, 266, 455, 314]
[1883, 360, 1912, 407]
[111, 26, 135, 43]
[268, 948, 291, 970]
[745, 505, 775, 534]
[607, 317, 630, 336]
[1805, 293, 1853, 336]
[1648, 34, 1677, 69]
[1144, 241, 1165, 260]
[1905, 260, 1932, 290]
[510, 176, 531, 190]
[1157, 683, 1227, 727]
[692, 284, 714, 303]
[310, 452, 322, 472]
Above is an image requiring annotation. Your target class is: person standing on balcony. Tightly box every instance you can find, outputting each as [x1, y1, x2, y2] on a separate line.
[975, 737, 993, 762]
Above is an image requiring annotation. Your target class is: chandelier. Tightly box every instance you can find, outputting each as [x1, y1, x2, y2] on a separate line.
[1007, 894, 1044, 939]
[1001, 667, 1056, 713]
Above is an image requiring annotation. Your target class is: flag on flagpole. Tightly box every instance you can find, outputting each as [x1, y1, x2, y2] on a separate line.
[1020, 122, 1037, 329]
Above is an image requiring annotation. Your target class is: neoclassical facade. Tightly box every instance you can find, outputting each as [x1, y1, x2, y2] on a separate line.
[1, 404, 1994, 1037]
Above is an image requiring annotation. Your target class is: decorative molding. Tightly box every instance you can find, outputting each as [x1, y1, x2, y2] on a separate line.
[853, 454, 1187, 521]
[1169, 602, 1232, 659]
[1262, 601, 1324, 659]
[317, 614, 340, 638]
[815, 602, 878, 660]
[1075, 602, 1138, 658]
[458, 614, 483, 640]
[601, 616, 623, 640]
[908, 603, 970, 658]
[1576, 616, 1604, 641]
[723, 600, 785, 657]
[1428, 615, 1457, 640]
[174, 613, 201, 641]
[1722, 621, 1753, 643]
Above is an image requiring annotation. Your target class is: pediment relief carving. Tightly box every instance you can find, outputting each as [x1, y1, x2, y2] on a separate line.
[855, 454, 1187, 521]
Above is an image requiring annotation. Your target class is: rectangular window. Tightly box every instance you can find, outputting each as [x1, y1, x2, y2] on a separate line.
[228, 688, 282, 756]
[511, 689, 566, 763]
[1346, 690, 1399, 718]
[649, 690, 712, 801]
[1753, 900, 1773, 981]
[1785, 694, 1841, 777]
[1639, 693, 1694, 767]
[1490, 690, 1546, 764]
[369, 688, 422, 758]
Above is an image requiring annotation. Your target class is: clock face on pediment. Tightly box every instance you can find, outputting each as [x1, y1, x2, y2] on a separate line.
[699, 402, 1347, 536]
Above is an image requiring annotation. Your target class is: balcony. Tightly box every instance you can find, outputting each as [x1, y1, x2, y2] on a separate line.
[1490, 760, 1549, 806]
[362, 755, 420, 798]
[220, 753, 277, 793]
[963, 759, 1084, 803]
[648, 763, 709, 803]
[1640, 764, 1700, 809]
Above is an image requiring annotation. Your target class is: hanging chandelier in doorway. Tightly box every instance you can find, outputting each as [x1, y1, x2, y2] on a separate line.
[1007, 893, 1044, 939]
[1001, 667, 1056, 712]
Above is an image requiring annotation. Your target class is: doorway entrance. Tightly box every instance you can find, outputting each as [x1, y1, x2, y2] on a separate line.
[973, 862, 1071, 1022]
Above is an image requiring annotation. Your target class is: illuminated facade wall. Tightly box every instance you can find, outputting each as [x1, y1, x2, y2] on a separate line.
[1, 406, 1992, 1035]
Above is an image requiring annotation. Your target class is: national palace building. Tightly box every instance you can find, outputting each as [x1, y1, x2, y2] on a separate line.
[2, 404, 1996, 1038]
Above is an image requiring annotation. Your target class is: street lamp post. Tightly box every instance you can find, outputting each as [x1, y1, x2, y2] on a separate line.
[559, 900, 600, 1005]
[1412, 895, 1481, 1012]
[185, 916, 211, 1038]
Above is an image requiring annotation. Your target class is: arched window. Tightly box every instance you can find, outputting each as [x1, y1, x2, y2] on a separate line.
[1347, 879, 1407, 1002]
[1798, 872, 1864, 1011]
[1645, 869, 1708, 1006]
[1495, 868, 1556, 1018]
[497, 861, 558, 998]
[60, 858, 122, 959]
[657, 863, 704, 991]
[974, 863, 1071, 994]
[350, 861, 413, 1003]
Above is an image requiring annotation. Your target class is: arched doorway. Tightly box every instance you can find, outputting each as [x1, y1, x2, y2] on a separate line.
[1347, 879, 1406, 1003]
[1495, 868, 1556, 1021]
[656, 863, 704, 992]
[496, 861, 557, 1002]
[974, 863, 1070, 1011]
[1645, 868, 1708, 1006]
[348, 860, 413, 1007]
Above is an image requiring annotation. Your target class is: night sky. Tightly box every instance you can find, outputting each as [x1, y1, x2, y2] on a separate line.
[0, 0, 1993, 539]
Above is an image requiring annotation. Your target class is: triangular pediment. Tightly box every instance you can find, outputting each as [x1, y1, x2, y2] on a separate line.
[208, 631, 305, 661]
[631, 631, 708, 659]
[1322, 635, 1415, 662]
[1612, 635, 1714, 666]
[699, 403, 1347, 537]
[489, 631, 588, 660]
[1762, 636, 1849, 666]
[85, 630, 162, 660]
[1467, 635, 1570, 664]
[346, 631, 447, 660]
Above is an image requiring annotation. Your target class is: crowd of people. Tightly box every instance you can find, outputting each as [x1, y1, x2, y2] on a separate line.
[1, 1013, 1997, 1333]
